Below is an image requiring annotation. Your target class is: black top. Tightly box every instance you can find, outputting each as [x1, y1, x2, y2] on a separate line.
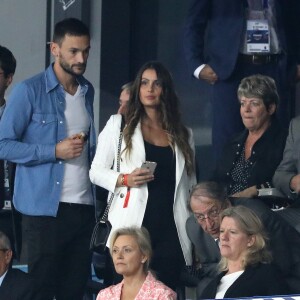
[142, 140, 181, 257]
[212, 119, 287, 197]
[200, 263, 290, 299]
[229, 145, 252, 195]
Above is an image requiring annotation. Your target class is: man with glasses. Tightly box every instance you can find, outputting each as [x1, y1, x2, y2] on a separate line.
[0, 231, 38, 299]
[187, 181, 300, 295]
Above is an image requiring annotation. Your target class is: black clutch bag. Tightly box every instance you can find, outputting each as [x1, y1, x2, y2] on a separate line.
[90, 219, 112, 253]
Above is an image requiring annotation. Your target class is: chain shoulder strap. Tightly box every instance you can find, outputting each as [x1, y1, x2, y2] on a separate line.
[100, 116, 125, 221]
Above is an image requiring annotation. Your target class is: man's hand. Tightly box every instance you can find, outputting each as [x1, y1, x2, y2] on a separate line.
[55, 133, 85, 160]
[199, 65, 218, 85]
[290, 174, 300, 194]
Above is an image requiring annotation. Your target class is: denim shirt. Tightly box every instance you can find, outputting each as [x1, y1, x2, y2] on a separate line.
[0, 64, 96, 216]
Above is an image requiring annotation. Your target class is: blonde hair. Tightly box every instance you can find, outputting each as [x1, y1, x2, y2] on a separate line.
[110, 226, 152, 273]
[219, 206, 272, 271]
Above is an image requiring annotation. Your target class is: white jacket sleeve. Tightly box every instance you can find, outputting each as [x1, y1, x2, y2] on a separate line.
[89, 114, 122, 193]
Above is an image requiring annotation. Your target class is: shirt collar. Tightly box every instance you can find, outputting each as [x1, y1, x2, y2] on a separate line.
[44, 63, 89, 94]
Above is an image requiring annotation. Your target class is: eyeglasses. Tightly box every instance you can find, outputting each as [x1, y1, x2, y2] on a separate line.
[194, 208, 220, 222]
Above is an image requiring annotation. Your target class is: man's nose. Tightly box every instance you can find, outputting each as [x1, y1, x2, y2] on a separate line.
[205, 217, 214, 227]
[77, 52, 85, 63]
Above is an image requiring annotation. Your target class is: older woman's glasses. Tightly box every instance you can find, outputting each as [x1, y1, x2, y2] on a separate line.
[194, 208, 220, 222]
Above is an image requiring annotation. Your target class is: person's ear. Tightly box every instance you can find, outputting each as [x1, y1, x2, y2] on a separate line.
[5, 74, 13, 88]
[4, 249, 13, 265]
[267, 103, 276, 115]
[141, 255, 148, 263]
[50, 42, 60, 58]
[247, 235, 256, 247]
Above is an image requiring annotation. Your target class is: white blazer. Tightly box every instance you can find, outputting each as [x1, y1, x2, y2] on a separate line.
[90, 114, 196, 265]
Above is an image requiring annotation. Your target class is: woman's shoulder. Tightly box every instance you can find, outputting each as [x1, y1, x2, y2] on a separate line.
[96, 282, 122, 300]
[246, 262, 281, 276]
[245, 263, 290, 294]
[101, 114, 123, 133]
[107, 114, 122, 126]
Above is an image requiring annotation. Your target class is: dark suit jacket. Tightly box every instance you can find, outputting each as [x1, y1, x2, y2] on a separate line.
[273, 116, 300, 203]
[200, 263, 290, 299]
[213, 118, 288, 195]
[184, 0, 300, 79]
[0, 268, 38, 300]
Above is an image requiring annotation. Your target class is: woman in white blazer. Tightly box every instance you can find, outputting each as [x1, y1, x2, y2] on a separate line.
[90, 61, 196, 290]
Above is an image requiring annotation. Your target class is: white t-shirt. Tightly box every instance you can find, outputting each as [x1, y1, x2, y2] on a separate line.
[60, 85, 93, 205]
[215, 270, 244, 299]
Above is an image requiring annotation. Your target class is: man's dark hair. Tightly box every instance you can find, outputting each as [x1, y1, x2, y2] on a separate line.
[53, 18, 90, 45]
[0, 45, 16, 77]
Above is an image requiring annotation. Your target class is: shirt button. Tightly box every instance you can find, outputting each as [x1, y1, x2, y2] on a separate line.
[120, 193, 124, 198]
[236, 152, 239, 155]
[42, 120, 45, 124]
[59, 121, 63, 124]
[59, 161, 62, 164]
[226, 172, 230, 176]
[56, 182, 60, 185]
[253, 151, 255, 155]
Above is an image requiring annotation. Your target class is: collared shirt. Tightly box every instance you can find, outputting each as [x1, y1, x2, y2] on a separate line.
[0, 64, 96, 216]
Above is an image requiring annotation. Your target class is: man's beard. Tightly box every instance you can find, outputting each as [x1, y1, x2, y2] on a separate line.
[59, 57, 86, 76]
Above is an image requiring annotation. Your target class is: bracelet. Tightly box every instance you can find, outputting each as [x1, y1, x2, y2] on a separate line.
[124, 174, 129, 187]
[121, 174, 125, 186]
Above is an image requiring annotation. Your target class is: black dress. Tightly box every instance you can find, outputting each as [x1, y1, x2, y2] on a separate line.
[142, 140, 185, 290]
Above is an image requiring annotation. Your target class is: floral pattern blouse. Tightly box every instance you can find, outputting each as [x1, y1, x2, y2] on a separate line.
[96, 271, 176, 300]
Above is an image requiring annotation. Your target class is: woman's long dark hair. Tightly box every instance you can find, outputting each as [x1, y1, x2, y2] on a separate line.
[123, 61, 194, 175]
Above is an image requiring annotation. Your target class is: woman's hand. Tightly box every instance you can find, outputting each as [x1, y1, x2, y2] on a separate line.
[231, 186, 257, 198]
[127, 168, 154, 187]
[117, 168, 154, 188]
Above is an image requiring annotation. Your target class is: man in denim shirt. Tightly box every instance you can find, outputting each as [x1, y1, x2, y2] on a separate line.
[0, 18, 96, 300]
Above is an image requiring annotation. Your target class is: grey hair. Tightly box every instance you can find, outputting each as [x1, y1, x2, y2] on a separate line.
[188, 181, 228, 211]
[0, 231, 11, 251]
[237, 74, 279, 112]
[121, 82, 133, 93]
